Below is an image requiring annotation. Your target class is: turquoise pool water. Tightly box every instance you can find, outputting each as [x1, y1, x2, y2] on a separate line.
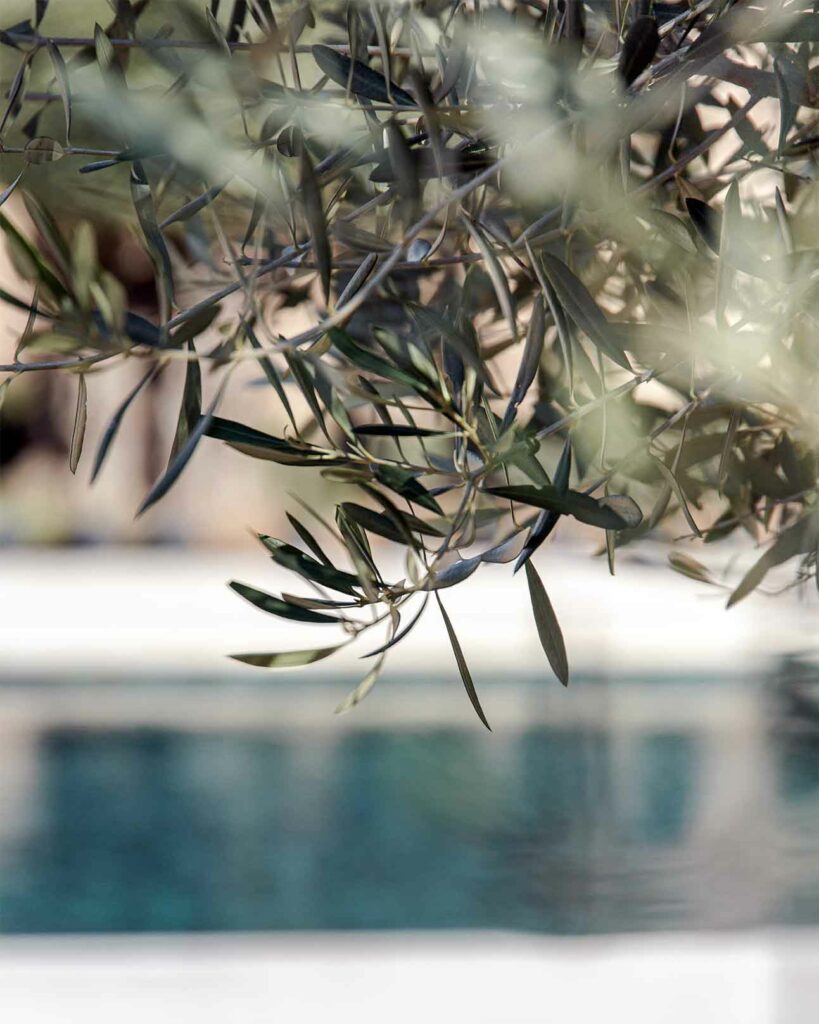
[0, 668, 816, 934]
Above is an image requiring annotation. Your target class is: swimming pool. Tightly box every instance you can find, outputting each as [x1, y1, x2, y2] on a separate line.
[0, 665, 815, 935]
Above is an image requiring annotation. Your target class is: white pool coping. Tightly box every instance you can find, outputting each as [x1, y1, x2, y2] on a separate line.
[0, 929, 815, 1023]
[0, 544, 815, 678]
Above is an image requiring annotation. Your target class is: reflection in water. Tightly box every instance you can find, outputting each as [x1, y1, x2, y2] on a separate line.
[0, 668, 816, 934]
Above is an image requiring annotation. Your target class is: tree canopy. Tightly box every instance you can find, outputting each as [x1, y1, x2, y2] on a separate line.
[1, 0, 818, 724]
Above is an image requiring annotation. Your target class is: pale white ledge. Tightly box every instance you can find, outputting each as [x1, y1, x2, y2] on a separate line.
[0, 544, 815, 679]
[0, 929, 815, 1024]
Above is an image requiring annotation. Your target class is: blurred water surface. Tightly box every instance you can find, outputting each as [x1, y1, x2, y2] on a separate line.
[0, 667, 817, 935]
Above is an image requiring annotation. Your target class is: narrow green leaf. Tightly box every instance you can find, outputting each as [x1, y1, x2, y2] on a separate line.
[329, 327, 432, 394]
[436, 593, 491, 730]
[168, 342, 201, 464]
[597, 494, 644, 530]
[539, 254, 631, 371]
[206, 415, 346, 465]
[353, 424, 443, 438]
[341, 502, 443, 542]
[487, 483, 641, 531]
[257, 535, 362, 595]
[245, 323, 296, 430]
[300, 148, 331, 304]
[0, 170, 24, 210]
[137, 378, 226, 516]
[372, 463, 443, 514]
[462, 215, 517, 343]
[94, 22, 116, 75]
[686, 198, 720, 254]
[427, 555, 482, 590]
[286, 512, 333, 566]
[652, 459, 701, 537]
[91, 364, 161, 483]
[229, 580, 339, 623]
[618, 15, 659, 86]
[230, 644, 345, 668]
[311, 44, 416, 107]
[335, 651, 387, 714]
[525, 561, 569, 686]
[362, 594, 429, 658]
[0, 210, 68, 301]
[502, 295, 544, 431]
[47, 41, 72, 143]
[727, 514, 819, 608]
[130, 161, 175, 306]
[69, 372, 87, 474]
[669, 551, 715, 585]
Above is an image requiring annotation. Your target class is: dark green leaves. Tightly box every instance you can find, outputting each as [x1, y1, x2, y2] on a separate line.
[257, 535, 362, 595]
[372, 464, 443, 514]
[514, 438, 572, 573]
[340, 502, 443, 543]
[229, 580, 339, 623]
[169, 344, 201, 464]
[47, 41, 72, 143]
[486, 483, 642, 531]
[329, 328, 432, 394]
[502, 295, 544, 431]
[525, 561, 568, 686]
[137, 379, 226, 516]
[539, 254, 632, 371]
[618, 15, 659, 86]
[436, 594, 491, 731]
[311, 44, 416, 107]
[91, 365, 160, 483]
[130, 162, 174, 307]
[205, 416, 347, 465]
[685, 198, 720, 254]
[353, 424, 443, 438]
[300, 148, 331, 304]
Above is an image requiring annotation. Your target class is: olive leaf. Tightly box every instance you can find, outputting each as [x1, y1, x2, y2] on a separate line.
[436, 593, 491, 731]
[618, 15, 659, 86]
[229, 581, 340, 623]
[300, 148, 332, 304]
[525, 561, 569, 687]
[727, 514, 819, 607]
[137, 378, 227, 516]
[230, 644, 346, 669]
[91, 365, 161, 483]
[69, 373, 87, 474]
[539, 254, 632, 371]
[487, 483, 641, 531]
[311, 44, 416, 107]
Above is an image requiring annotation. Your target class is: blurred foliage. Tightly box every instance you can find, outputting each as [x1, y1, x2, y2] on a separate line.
[2, 0, 819, 723]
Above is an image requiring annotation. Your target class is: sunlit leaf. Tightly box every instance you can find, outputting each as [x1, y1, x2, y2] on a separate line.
[230, 644, 345, 668]
[69, 373, 87, 474]
[669, 552, 716, 585]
